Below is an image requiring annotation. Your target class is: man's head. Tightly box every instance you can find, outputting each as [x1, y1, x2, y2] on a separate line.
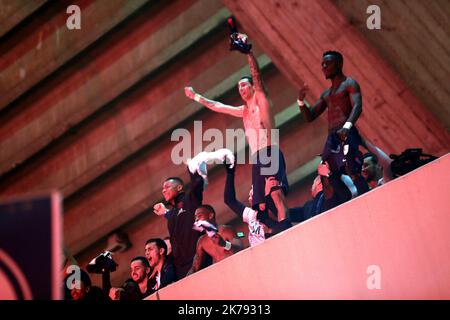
[321, 51, 343, 79]
[130, 256, 150, 284]
[194, 205, 216, 224]
[248, 185, 253, 207]
[70, 269, 92, 301]
[238, 76, 255, 102]
[162, 177, 184, 202]
[362, 152, 380, 181]
[144, 238, 167, 269]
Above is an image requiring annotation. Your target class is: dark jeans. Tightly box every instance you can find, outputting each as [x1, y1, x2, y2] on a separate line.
[251, 145, 289, 211]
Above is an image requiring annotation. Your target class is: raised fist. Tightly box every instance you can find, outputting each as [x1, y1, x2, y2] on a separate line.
[153, 202, 168, 216]
[109, 287, 124, 300]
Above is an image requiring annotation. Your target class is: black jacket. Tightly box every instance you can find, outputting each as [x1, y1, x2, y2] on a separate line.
[119, 279, 153, 300]
[148, 260, 176, 294]
[166, 169, 203, 280]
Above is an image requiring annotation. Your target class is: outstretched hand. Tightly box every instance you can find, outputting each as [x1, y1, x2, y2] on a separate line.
[109, 287, 124, 300]
[184, 86, 196, 100]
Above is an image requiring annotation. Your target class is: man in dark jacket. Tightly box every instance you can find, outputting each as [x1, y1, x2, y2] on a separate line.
[109, 256, 153, 300]
[153, 169, 203, 280]
[144, 238, 176, 293]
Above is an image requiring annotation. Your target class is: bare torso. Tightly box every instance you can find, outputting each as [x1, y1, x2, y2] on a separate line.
[199, 226, 235, 263]
[323, 77, 354, 132]
[242, 93, 272, 154]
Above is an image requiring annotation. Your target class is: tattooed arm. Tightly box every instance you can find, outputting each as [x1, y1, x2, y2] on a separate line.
[247, 51, 274, 130]
[247, 52, 265, 93]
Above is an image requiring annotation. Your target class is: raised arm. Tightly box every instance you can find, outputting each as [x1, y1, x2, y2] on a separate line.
[247, 51, 274, 129]
[361, 136, 393, 183]
[297, 84, 327, 122]
[188, 168, 204, 210]
[184, 86, 243, 118]
[247, 52, 265, 93]
[223, 162, 246, 217]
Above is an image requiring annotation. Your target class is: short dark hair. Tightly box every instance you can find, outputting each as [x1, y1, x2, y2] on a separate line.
[196, 204, 216, 219]
[165, 177, 184, 186]
[239, 76, 253, 85]
[323, 50, 343, 65]
[131, 256, 150, 268]
[363, 152, 378, 164]
[145, 238, 168, 256]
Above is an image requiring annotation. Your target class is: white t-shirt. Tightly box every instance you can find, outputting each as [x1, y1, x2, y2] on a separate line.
[242, 207, 265, 247]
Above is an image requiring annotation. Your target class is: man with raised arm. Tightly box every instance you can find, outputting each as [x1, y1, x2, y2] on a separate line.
[152, 172, 203, 281]
[360, 136, 394, 188]
[297, 51, 369, 197]
[184, 33, 290, 226]
[152, 149, 235, 280]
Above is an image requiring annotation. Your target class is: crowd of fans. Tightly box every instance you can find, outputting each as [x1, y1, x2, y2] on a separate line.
[63, 29, 433, 300]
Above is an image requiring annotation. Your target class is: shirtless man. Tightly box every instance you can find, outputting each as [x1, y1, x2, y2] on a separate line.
[187, 205, 242, 275]
[297, 51, 369, 196]
[184, 33, 290, 223]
